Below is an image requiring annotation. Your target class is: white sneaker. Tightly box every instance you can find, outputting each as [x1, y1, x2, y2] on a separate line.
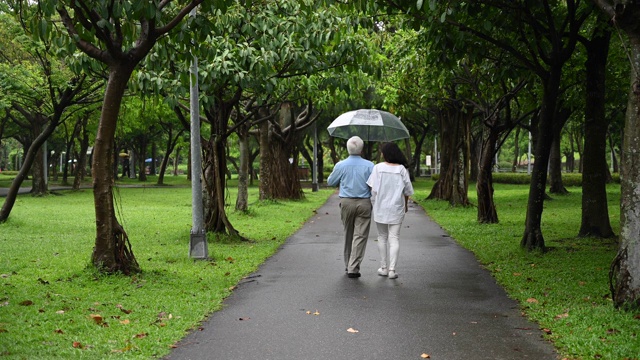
[377, 267, 388, 276]
[388, 270, 398, 279]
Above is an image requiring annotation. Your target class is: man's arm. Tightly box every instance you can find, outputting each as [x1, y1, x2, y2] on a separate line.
[327, 163, 341, 187]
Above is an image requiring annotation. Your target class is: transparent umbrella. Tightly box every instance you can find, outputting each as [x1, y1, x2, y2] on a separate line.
[327, 109, 409, 142]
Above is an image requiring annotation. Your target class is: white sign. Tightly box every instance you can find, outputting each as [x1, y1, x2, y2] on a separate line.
[426, 155, 432, 167]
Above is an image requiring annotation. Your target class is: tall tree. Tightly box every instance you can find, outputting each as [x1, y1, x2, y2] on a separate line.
[592, 0, 640, 309]
[379, 0, 591, 250]
[0, 8, 101, 222]
[578, 11, 615, 238]
[37, 0, 223, 273]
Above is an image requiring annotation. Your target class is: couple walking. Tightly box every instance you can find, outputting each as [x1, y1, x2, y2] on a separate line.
[327, 136, 414, 279]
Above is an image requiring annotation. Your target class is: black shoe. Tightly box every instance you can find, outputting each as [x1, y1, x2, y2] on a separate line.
[347, 272, 361, 278]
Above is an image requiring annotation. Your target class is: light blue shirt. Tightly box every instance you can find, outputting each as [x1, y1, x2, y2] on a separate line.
[327, 155, 374, 198]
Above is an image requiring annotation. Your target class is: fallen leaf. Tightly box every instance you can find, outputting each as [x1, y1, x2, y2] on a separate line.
[19, 300, 33, 306]
[239, 317, 250, 321]
[526, 298, 539, 304]
[542, 328, 552, 334]
[347, 328, 359, 333]
[313, 310, 320, 316]
[120, 319, 130, 325]
[306, 311, 312, 315]
[72, 342, 83, 349]
[226, 257, 234, 263]
[56, 310, 65, 314]
[554, 313, 569, 320]
[579, 281, 586, 286]
[513, 272, 522, 276]
[134, 333, 147, 339]
[54, 329, 64, 334]
[421, 354, 431, 359]
[116, 304, 132, 314]
[89, 314, 103, 325]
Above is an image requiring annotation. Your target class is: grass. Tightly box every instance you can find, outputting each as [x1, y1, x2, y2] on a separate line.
[2, 176, 640, 359]
[0, 182, 333, 359]
[412, 179, 640, 360]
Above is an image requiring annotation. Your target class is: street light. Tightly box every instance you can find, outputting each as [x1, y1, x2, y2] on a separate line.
[188, 7, 207, 260]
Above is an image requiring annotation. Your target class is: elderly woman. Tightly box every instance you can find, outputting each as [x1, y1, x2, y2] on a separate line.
[366, 142, 414, 279]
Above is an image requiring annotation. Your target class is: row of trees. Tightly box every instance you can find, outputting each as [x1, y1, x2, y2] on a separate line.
[1, 0, 639, 308]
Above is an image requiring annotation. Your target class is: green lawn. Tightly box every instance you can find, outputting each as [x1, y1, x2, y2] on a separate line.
[412, 179, 640, 360]
[0, 183, 333, 359]
[2, 177, 639, 359]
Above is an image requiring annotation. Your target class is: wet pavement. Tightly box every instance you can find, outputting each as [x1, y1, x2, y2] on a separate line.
[165, 193, 558, 360]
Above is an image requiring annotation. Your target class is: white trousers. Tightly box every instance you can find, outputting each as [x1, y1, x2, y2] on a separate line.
[376, 222, 402, 271]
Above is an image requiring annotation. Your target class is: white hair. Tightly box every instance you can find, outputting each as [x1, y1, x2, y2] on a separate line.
[346, 136, 364, 155]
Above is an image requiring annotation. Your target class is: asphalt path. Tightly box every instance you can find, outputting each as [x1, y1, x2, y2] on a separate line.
[165, 193, 558, 360]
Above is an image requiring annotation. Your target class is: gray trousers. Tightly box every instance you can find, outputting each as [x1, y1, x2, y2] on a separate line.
[340, 198, 372, 273]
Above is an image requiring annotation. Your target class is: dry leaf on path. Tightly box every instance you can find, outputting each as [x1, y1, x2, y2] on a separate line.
[421, 354, 431, 359]
[347, 328, 359, 333]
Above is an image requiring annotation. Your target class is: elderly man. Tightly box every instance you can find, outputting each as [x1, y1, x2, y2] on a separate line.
[327, 136, 374, 278]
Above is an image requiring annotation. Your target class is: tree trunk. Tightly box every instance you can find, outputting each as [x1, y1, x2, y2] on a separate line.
[0, 119, 59, 222]
[427, 105, 471, 206]
[91, 64, 139, 274]
[31, 145, 48, 196]
[173, 146, 180, 176]
[548, 135, 567, 194]
[73, 116, 90, 190]
[157, 127, 182, 185]
[150, 142, 157, 175]
[512, 126, 521, 172]
[202, 106, 241, 237]
[136, 145, 147, 181]
[259, 104, 304, 200]
[579, 16, 614, 238]
[521, 69, 562, 251]
[412, 131, 427, 177]
[611, 29, 640, 309]
[548, 108, 571, 194]
[236, 124, 250, 212]
[609, 133, 619, 174]
[476, 129, 499, 223]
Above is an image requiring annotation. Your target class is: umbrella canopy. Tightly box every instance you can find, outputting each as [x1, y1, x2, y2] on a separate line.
[327, 109, 410, 142]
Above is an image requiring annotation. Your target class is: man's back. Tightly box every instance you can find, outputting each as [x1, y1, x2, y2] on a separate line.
[327, 155, 373, 199]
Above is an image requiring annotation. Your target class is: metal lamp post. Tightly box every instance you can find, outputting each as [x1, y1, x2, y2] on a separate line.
[188, 8, 207, 259]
